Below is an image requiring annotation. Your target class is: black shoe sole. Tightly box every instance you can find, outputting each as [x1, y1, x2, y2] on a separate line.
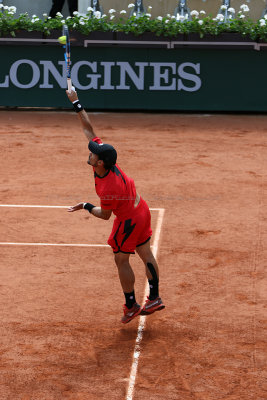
[121, 309, 142, 324]
[140, 305, 165, 316]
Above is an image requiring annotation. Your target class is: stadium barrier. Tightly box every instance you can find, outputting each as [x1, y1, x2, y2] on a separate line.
[0, 41, 267, 111]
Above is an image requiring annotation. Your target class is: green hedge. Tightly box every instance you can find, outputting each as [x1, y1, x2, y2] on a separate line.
[0, 4, 267, 41]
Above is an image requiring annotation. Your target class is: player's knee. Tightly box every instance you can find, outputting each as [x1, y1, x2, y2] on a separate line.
[114, 253, 129, 268]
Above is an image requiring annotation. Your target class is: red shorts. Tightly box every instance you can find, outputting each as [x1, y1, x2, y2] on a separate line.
[108, 198, 152, 254]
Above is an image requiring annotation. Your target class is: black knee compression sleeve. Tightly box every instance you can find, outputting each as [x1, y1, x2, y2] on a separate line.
[147, 262, 157, 280]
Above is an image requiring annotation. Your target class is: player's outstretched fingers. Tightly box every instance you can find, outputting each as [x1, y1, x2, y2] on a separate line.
[67, 203, 84, 212]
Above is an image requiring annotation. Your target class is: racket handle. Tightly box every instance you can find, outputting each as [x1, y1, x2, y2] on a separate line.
[67, 78, 72, 93]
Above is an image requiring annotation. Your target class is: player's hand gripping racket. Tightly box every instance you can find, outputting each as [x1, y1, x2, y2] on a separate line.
[62, 24, 72, 93]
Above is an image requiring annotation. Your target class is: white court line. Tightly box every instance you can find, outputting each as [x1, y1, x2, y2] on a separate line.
[0, 204, 162, 248]
[0, 203, 165, 398]
[0, 205, 163, 211]
[0, 243, 109, 247]
[0, 205, 69, 208]
[126, 208, 165, 400]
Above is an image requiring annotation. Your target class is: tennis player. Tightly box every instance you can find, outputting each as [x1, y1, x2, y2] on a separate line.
[66, 89, 165, 323]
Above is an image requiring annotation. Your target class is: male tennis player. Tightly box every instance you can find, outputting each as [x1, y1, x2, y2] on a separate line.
[66, 89, 165, 323]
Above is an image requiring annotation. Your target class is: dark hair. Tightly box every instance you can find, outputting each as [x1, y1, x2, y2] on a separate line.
[98, 149, 117, 170]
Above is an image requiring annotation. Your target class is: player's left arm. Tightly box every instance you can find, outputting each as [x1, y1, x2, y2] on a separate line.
[68, 202, 112, 220]
[66, 89, 96, 142]
[90, 207, 112, 220]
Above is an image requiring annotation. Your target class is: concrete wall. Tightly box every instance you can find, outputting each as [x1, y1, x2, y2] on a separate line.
[3, 0, 69, 18]
[2, 0, 266, 20]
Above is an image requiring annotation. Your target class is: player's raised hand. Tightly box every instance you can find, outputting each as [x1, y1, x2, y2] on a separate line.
[67, 202, 84, 212]
[66, 86, 78, 103]
[66, 85, 96, 141]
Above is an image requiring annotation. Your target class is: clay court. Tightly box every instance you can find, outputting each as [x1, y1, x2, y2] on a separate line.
[0, 110, 266, 400]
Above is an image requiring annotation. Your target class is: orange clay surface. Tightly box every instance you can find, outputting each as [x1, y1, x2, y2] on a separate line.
[0, 111, 266, 400]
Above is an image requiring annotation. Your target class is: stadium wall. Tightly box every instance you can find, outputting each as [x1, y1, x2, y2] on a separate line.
[2, 0, 266, 21]
[1, 45, 267, 112]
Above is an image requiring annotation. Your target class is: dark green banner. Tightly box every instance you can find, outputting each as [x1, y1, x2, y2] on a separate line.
[0, 45, 267, 111]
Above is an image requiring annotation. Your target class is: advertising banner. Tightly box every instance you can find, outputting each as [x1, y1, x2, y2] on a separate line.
[0, 45, 267, 111]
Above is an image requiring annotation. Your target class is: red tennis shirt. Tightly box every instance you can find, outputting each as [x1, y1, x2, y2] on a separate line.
[92, 137, 137, 220]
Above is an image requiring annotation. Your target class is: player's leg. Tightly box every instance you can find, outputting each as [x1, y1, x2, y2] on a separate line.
[49, 0, 65, 18]
[136, 240, 159, 298]
[136, 239, 159, 282]
[114, 252, 135, 294]
[114, 252, 141, 324]
[67, 0, 78, 16]
[108, 217, 137, 299]
[136, 240, 165, 315]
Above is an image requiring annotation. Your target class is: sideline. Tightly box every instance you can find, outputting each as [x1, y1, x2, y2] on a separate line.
[126, 208, 165, 400]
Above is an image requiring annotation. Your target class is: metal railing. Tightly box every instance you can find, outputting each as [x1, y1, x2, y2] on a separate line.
[0, 37, 266, 51]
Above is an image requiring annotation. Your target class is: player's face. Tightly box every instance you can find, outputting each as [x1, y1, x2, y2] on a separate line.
[87, 152, 99, 167]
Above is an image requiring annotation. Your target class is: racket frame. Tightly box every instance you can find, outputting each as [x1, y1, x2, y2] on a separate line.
[62, 25, 72, 93]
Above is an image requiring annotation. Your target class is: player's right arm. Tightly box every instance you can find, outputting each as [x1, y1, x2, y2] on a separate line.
[66, 89, 96, 141]
[67, 202, 112, 220]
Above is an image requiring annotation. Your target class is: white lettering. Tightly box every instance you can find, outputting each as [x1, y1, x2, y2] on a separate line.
[3, 59, 202, 93]
[149, 63, 176, 90]
[39, 61, 66, 89]
[71, 61, 101, 90]
[100, 62, 115, 90]
[116, 62, 148, 90]
[0, 74, 9, 88]
[178, 62, 201, 92]
[10, 59, 40, 89]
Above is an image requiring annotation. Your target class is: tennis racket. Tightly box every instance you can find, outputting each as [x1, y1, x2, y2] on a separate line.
[62, 24, 72, 93]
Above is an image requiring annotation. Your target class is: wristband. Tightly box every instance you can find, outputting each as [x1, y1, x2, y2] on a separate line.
[83, 202, 96, 213]
[72, 100, 84, 113]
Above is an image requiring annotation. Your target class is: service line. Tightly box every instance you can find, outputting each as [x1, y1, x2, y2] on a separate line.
[0, 205, 162, 248]
[0, 205, 163, 211]
[0, 243, 109, 247]
[0, 204, 69, 208]
[126, 208, 165, 400]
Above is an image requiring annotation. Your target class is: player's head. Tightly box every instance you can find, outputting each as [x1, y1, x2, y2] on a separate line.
[88, 140, 117, 170]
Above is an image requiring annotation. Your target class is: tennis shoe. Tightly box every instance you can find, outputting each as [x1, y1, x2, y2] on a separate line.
[141, 297, 165, 315]
[121, 303, 141, 324]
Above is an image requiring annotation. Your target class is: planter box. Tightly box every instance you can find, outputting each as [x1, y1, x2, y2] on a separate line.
[180, 32, 256, 50]
[186, 33, 254, 42]
[116, 32, 178, 48]
[80, 31, 116, 47]
[43, 30, 115, 47]
[116, 32, 171, 41]
[0, 30, 262, 50]
[0, 30, 43, 45]
[258, 37, 267, 43]
[43, 29, 62, 39]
